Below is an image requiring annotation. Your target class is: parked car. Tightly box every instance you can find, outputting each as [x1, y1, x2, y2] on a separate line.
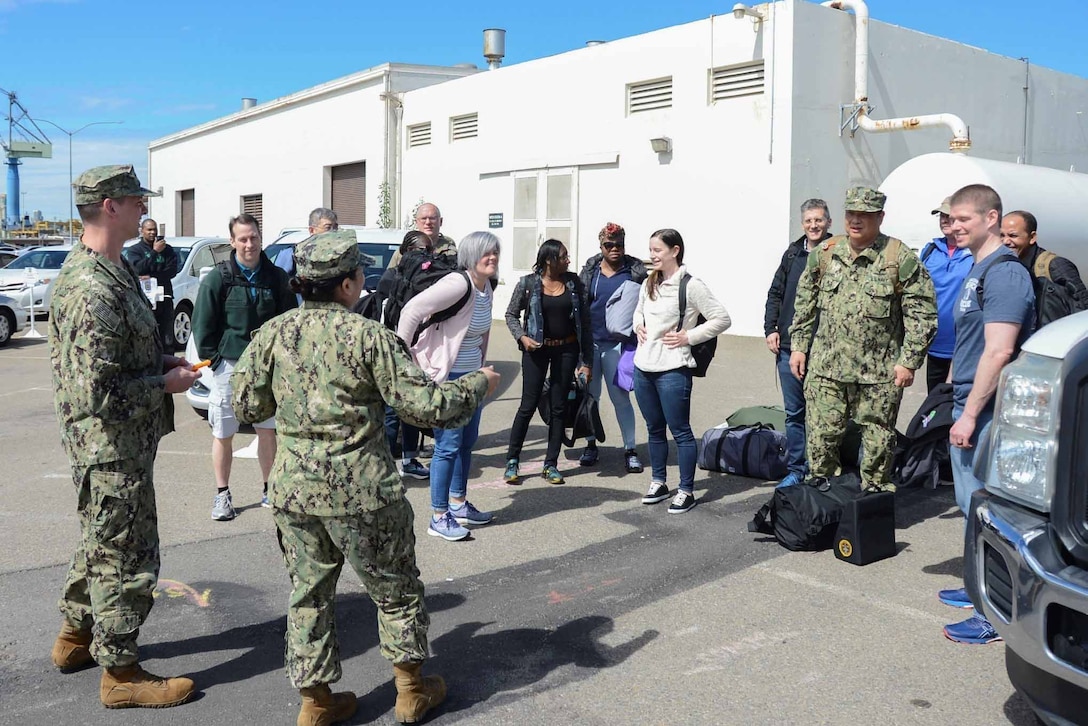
[965, 310, 1088, 726]
[0, 293, 30, 346]
[124, 236, 232, 349]
[0, 245, 71, 319]
[0, 245, 25, 268]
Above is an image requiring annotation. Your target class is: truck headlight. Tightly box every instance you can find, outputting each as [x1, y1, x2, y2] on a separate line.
[986, 353, 1062, 511]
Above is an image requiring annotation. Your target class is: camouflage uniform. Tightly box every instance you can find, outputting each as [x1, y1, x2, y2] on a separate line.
[49, 166, 168, 668]
[231, 231, 488, 689]
[790, 187, 937, 490]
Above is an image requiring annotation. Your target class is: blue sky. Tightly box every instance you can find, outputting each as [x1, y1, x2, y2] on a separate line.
[4, 0, 1088, 222]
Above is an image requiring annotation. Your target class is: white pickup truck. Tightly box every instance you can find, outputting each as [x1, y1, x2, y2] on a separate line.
[966, 310, 1088, 726]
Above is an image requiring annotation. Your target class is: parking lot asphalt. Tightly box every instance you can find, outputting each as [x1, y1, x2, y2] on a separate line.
[0, 326, 1039, 725]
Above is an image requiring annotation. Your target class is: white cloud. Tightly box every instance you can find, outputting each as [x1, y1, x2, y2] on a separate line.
[79, 96, 133, 111]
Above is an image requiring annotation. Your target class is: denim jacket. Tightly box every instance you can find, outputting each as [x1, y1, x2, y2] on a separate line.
[505, 272, 593, 363]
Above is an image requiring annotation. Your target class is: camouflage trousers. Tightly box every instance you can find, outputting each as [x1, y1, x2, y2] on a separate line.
[58, 454, 160, 668]
[804, 374, 903, 489]
[273, 497, 429, 689]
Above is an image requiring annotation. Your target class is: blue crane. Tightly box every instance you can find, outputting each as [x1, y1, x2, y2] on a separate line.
[1, 88, 52, 230]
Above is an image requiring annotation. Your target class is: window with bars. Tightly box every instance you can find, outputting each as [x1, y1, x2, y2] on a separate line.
[709, 60, 765, 102]
[407, 122, 432, 148]
[240, 194, 263, 233]
[627, 77, 673, 115]
[330, 161, 366, 225]
[450, 113, 479, 141]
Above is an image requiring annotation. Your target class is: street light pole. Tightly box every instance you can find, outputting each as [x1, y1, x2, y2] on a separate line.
[36, 119, 123, 239]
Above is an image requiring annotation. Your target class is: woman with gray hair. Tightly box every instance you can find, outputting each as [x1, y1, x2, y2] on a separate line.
[397, 231, 501, 541]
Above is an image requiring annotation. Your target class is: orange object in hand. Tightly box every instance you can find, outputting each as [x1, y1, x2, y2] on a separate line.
[192, 360, 212, 371]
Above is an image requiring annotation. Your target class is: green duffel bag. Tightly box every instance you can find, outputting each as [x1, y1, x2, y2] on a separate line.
[726, 405, 787, 432]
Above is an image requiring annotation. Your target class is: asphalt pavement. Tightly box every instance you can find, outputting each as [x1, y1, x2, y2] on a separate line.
[0, 326, 1040, 725]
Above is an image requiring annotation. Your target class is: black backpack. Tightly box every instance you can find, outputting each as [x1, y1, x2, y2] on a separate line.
[214, 259, 290, 315]
[891, 382, 954, 489]
[1031, 250, 1087, 327]
[748, 472, 861, 551]
[379, 249, 471, 345]
[677, 273, 718, 377]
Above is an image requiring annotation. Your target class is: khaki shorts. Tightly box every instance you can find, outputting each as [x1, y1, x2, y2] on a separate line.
[208, 358, 275, 439]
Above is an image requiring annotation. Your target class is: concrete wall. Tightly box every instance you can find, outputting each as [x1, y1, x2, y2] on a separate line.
[400, 8, 796, 336]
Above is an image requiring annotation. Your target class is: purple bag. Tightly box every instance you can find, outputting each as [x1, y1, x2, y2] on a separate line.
[613, 341, 636, 392]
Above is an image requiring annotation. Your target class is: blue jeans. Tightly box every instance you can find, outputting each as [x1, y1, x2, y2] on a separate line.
[634, 367, 696, 493]
[384, 405, 420, 459]
[776, 350, 807, 477]
[430, 371, 484, 512]
[586, 340, 637, 450]
[950, 405, 994, 516]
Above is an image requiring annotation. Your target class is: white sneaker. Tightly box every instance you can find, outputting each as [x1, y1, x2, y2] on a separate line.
[211, 490, 236, 521]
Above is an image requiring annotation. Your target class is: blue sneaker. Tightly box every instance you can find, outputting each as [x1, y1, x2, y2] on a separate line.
[776, 471, 803, 489]
[943, 614, 1003, 644]
[938, 587, 974, 609]
[427, 512, 470, 541]
[449, 500, 493, 526]
[399, 458, 430, 480]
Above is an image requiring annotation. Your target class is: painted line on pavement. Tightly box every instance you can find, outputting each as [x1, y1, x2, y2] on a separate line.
[0, 385, 50, 397]
[754, 563, 946, 625]
[0, 355, 50, 360]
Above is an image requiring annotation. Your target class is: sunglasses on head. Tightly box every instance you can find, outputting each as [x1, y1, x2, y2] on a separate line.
[601, 242, 624, 250]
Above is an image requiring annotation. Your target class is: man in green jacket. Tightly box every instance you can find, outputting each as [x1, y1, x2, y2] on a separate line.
[192, 212, 296, 520]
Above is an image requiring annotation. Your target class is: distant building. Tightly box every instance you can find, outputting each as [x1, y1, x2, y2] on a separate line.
[147, 0, 1088, 335]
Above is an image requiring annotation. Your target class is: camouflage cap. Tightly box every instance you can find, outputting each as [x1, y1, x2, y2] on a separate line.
[931, 196, 952, 216]
[294, 230, 360, 281]
[73, 165, 159, 205]
[844, 186, 886, 213]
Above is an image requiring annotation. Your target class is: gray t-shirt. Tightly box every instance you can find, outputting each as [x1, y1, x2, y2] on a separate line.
[951, 247, 1035, 410]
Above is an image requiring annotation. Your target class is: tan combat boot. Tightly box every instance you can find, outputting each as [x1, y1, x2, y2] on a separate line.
[297, 683, 357, 726]
[51, 619, 94, 672]
[393, 662, 446, 724]
[100, 665, 195, 709]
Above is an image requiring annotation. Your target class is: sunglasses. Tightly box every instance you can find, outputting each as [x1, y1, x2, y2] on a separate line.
[601, 242, 624, 250]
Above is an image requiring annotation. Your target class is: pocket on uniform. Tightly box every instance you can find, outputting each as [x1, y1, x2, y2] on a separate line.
[863, 280, 895, 318]
[817, 272, 841, 308]
[89, 469, 141, 543]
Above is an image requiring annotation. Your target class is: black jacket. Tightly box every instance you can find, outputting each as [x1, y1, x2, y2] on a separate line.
[123, 239, 180, 297]
[764, 234, 829, 352]
[1022, 244, 1088, 309]
[577, 252, 648, 293]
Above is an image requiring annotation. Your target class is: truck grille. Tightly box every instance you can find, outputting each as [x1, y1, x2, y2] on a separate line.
[984, 543, 1013, 620]
[1053, 344, 1088, 567]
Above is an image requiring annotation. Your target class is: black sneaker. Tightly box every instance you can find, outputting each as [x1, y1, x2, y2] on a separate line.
[641, 481, 670, 504]
[624, 450, 643, 473]
[579, 445, 599, 467]
[667, 491, 697, 514]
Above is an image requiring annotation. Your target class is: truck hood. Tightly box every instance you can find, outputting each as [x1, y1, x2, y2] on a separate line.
[1022, 310, 1088, 359]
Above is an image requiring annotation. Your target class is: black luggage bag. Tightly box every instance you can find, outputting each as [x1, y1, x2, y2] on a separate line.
[834, 491, 896, 565]
[748, 472, 860, 551]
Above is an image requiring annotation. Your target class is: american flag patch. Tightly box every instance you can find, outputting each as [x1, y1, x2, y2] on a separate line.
[90, 299, 121, 332]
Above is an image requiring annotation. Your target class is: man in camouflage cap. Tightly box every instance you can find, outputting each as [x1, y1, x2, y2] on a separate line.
[789, 186, 937, 492]
[231, 230, 500, 726]
[49, 165, 201, 707]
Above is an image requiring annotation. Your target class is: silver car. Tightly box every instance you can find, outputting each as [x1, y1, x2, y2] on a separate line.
[0, 245, 71, 319]
[0, 293, 30, 346]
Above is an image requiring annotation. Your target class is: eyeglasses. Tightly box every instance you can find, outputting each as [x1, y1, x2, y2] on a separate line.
[601, 242, 624, 250]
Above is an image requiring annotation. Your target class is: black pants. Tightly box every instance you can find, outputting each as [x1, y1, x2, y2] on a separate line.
[506, 343, 580, 466]
[926, 354, 952, 393]
[155, 298, 174, 353]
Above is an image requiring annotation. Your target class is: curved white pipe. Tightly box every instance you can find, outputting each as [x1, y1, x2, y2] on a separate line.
[821, 0, 971, 152]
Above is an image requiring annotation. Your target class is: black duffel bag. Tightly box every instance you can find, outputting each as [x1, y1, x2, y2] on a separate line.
[748, 472, 861, 551]
[698, 423, 788, 480]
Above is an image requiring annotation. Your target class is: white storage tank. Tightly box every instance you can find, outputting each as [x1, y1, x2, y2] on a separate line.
[880, 153, 1088, 274]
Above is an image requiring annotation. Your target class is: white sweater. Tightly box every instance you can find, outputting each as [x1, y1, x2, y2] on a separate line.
[632, 265, 731, 373]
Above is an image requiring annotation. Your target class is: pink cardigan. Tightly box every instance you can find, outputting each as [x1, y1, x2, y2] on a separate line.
[397, 272, 491, 383]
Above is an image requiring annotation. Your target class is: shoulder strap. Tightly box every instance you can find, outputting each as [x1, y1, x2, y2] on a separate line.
[920, 241, 937, 263]
[816, 236, 842, 281]
[676, 273, 692, 332]
[882, 237, 903, 294]
[976, 255, 1022, 311]
[1034, 250, 1056, 280]
[216, 261, 234, 309]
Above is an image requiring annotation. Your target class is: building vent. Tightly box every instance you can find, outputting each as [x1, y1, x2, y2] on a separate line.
[627, 77, 673, 115]
[240, 193, 263, 232]
[450, 113, 479, 141]
[407, 122, 432, 148]
[709, 60, 765, 102]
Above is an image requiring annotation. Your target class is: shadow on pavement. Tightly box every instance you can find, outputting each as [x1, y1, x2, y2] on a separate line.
[493, 484, 636, 526]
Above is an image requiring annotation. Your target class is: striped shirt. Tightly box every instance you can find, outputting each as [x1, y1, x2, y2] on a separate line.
[451, 285, 493, 373]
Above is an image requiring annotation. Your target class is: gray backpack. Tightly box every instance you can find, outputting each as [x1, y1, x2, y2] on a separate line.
[604, 280, 641, 340]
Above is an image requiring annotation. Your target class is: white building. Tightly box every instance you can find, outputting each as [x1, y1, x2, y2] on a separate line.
[147, 0, 1088, 337]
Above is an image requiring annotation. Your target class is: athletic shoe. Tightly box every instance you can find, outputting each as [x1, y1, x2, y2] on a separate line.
[579, 445, 599, 466]
[260, 494, 271, 508]
[427, 512, 470, 541]
[776, 471, 803, 489]
[624, 450, 644, 473]
[938, 587, 974, 609]
[449, 500, 493, 526]
[542, 465, 565, 485]
[399, 459, 430, 480]
[943, 614, 1003, 644]
[642, 481, 671, 504]
[211, 490, 236, 521]
[667, 490, 697, 514]
[504, 459, 520, 484]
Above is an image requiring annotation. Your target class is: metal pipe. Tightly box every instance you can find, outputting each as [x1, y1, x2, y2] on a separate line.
[1020, 57, 1030, 164]
[822, 0, 971, 152]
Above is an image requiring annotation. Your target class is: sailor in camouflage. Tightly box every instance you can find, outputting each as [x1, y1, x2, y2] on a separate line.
[789, 187, 937, 491]
[231, 229, 499, 724]
[49, 165, 200, 708]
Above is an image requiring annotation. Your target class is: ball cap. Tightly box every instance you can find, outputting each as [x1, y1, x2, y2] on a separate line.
[844, 186, 886, 212]
[931, 196, 952, 216]
[73, 165, 159, 205]
[294, 230, 362, 281]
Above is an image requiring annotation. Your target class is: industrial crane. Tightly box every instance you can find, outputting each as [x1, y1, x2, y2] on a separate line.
[1, 88, 52, 230]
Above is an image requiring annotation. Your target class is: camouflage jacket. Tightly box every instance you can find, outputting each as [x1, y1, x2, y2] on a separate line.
[789, 234, 937, 384]
[49, 242, 172, 466]
[231, 301, 488, 515]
